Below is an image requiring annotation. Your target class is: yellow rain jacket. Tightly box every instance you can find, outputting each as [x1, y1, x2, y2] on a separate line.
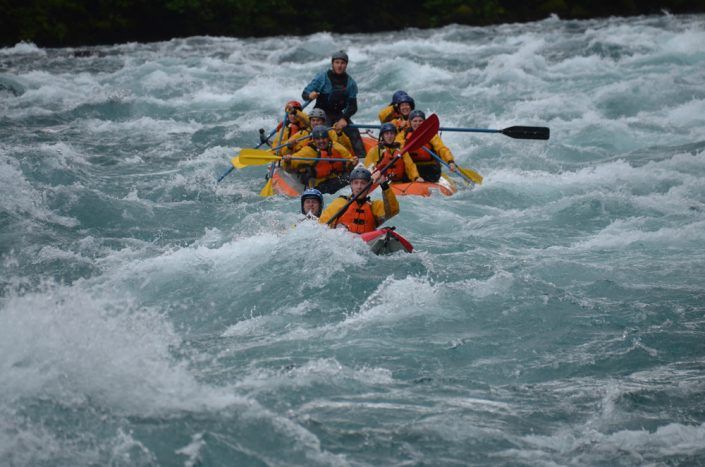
[378, 105, 410, 131]
[271, 110, 311, 154]
[364, 143, 420, 182]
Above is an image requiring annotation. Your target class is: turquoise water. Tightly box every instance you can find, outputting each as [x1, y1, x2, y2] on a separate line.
[2, 13, 705, 466]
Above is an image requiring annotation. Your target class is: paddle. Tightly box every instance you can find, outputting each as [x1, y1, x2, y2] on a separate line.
[351, 124, 550, 140]
[421, 147, 483, 185]
[230, 134, 313, 169]
[326, 114, 440, 226]
[217, 102, 313, 183]
[239, 150, 351, 167]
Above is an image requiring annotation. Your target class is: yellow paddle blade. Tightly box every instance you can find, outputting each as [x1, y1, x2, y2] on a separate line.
[239, 148, 282, 166]
[230, 156, 246, 169]
[459, 165, 483, 185]
[259, 178, 274, 197]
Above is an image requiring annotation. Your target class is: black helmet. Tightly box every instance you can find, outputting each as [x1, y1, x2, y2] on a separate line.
[301, 188, 324, 216]
[409, 110, 426, 120]
[331, 50, 348, 63]
[311, 125, 329, 139]
[309, 108, 326, 120]
[349, 167, 372, 182]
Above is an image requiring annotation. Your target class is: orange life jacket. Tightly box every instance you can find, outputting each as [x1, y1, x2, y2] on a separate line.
[335, 197, 377, 234]
[391, 117, 409, 132]
[312, 144, 346, 179]
[404, 131, 434, 163]
[375, 145, 406, 182]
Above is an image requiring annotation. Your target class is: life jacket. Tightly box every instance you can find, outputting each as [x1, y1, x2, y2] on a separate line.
[392, 116, 410, 131]
[404, 130, 435, 163]
[375, 144, 406, 182]
[335, 196, 377, 234]
[312, 143, 346, 179]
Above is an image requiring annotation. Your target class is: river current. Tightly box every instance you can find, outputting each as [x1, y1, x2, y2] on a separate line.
[2, 13, 705, 466]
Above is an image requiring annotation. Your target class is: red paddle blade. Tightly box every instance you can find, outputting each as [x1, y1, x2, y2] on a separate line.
[400, 114, 439, 153]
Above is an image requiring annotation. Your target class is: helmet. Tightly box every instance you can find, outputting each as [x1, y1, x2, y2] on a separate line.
[331, 50, 349, 63]
[301, 188, 323, 215]
[349, 167, 372, 182]
[379, 122, 397, 136]
[309, 108, 327, 120]
[286, 100, 302, 112]
[395, 94, 415, 109]
[391, 90, 409, 105]
[311, 125, 329, 139]
[409, 110, 426, 121]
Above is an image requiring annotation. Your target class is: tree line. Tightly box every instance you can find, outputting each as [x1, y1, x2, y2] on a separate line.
[2, 0, 704, 47]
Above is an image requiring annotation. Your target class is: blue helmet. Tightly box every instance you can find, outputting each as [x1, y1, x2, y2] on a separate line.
[395, 93, 415, 110]
[379, 122, 397, 136]
[311, 125, 329, 139]
[301, 188, 323, 216]
[391, 90, 409, 105]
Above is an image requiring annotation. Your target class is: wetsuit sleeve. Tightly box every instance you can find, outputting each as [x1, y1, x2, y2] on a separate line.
[302, 72, 326, 101]
[402, 152, 421, 180]
[430, 134, 454, 163]
[319, 197, 349, 226]
[378, 105, 396, 123]
[372, 187, 399, 226]
[342, 97, 357, 121]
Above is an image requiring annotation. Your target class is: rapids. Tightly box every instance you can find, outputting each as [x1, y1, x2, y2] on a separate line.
[2, 13, 705, 466]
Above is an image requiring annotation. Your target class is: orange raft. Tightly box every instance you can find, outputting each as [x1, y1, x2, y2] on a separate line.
[361, 135, 457, 197]
[268, 134, 458, 197]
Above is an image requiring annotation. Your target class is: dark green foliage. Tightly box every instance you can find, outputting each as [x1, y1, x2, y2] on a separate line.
[2, 0, 705, 47]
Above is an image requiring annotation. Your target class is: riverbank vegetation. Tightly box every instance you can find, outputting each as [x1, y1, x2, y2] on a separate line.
[2, 0, 704, 47]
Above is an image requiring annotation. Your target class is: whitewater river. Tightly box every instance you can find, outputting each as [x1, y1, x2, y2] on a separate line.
[2, 13, 705, 466]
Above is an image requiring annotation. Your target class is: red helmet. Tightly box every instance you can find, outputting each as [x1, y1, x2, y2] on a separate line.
[286, 100, 302, 112]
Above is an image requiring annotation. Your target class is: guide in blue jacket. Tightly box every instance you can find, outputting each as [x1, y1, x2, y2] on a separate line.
[302, 50, 366, 159]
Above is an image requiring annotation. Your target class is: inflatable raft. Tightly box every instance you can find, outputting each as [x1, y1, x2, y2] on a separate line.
[360, 227, 413, 255]
[268, 134, 458, 197]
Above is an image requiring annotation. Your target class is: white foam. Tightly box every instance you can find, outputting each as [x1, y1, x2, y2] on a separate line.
[341, 276, 439, 329]
[0, 156, 78, 227]
[175, 433, 205, 467]
[573, 218, 705, 250]
[0, 285, 243, 415]
[0, 42, 46, 56]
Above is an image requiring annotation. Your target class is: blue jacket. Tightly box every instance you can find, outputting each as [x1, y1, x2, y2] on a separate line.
[302, 70, 358, 121]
